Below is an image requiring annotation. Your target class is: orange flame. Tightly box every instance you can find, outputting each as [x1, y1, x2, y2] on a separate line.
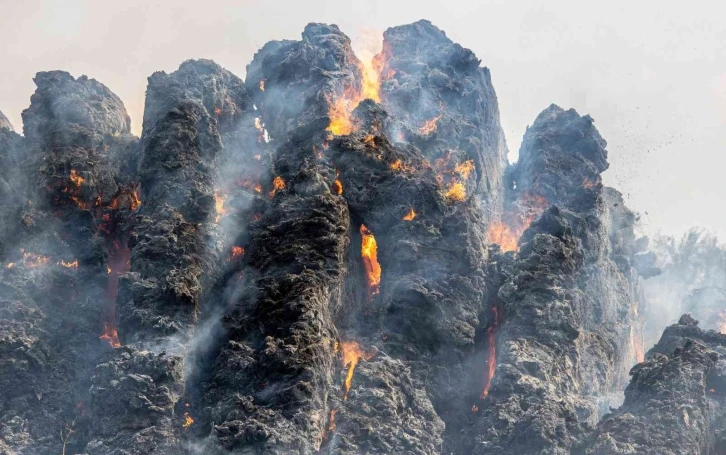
[214, 107, 222, 115]
[402, 208, 417, 221]
[269, 176, 286, 198]
[326, 32, 384, 135]
[480, 306, 498, 398]
[445, 182, 466, 202]
[418, 115, 442, 135]
[21, 250, 50, 268]
[333, 179, 344, 195]
[99, 323, 121, 348]
[341, 341, 374, 400]
[70, 169, 84, 187]
[487, 193, 550, 252]
[360, 225, 381, 297]
[58, 259, 79, 269]
[230, 246, 244, 260]
[214, 190, 228, 223]
[129, 186, 141, 211]
[454, 160, 475, 180]
[389, 159, 414, 173]
[182, 412, 194, 428]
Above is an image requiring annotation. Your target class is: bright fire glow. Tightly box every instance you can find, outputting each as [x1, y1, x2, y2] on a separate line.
[445, 182, 466, 201]
[360, 225, 381, 297]
[21, 249, 50, 268]
[70, 169, 84, 187]
[182, 412, 194, 428]
[230, 246, 244, 260]
[58, 259, 79, 269]
[333, 179, 344, 195]
[454, 160, 475, 180]
[487, 193, 549, 252]
[341, 340, 374, 400]
[269, 176, 286, 198]
[402, 208, 417, 221]
[389, 159, 414, 173]
[129, 185, 141, 211]
[214, 190, 228, 223]
[326, 31, 384, 135]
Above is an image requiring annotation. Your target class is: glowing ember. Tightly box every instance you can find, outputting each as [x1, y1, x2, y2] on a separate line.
[182, 412, 194, 428]
[269, 176, 286, 198]
[69, 169, 84, 187]
[418, 115, 442, 135]
[333, 179, 344, 195]
[5, 262, 14, 269]
[480, 306, 499, 398]
[230, 246, 244, 260]
[360, 225, 382, 298]
[259, 80, 265, 91]
[58, 259, 79, 269]
[402, 208, 417, 221]
[583, 178, 597, 189]
[445, 182, 466, 201]
[341, 340, 374, 400]
[214, 190, 228, 223]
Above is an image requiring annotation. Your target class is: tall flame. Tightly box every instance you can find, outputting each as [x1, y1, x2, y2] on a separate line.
[341, 341, 374, 400]
[480, 306, 499, 398]
[360, 225, 381, 297]
[326, 31, 384, 135]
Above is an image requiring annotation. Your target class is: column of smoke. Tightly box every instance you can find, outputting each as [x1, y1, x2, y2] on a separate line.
[642, 228, 726, 346]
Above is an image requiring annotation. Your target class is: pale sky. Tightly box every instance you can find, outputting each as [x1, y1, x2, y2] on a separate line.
[2, 0, 724, 240]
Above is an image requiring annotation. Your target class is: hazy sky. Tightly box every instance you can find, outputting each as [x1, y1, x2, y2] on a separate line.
[2, 0, 724, 239]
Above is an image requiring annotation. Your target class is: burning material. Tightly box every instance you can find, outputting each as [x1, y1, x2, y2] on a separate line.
[445, 182, 466, 202]
[720, 310, 726, 334]
[259, 80, 265, 91]
[229, 246, 244, 261]
[487, 193, 550, 252]
[360, 225, 381, 297]
[328, 409, 337, 434]
[182, 412, 194, 428]
[341, 341, 374, 400]
[214, 190, 228, 223]
[129, 185, 141, 211]
[254, 117, 270, 143]
[389, 159, 414, 173]
[333, 179, 344, 195]
[58, 259, 78, 269]
[402, 208, 417, 221]
[454, 160, 475, 180]
[101, 240, 130, 348]
[418, 115, 442, 135]
[480, 306, 499, 398]
[269, 176, 286, 198]
[326, 32, 384, 135]
[21, 249, 50, 268]
[69, 169, 84, 187]
[5, 262, 14, 269]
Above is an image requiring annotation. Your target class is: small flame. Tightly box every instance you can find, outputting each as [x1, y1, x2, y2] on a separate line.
[129, 186, 141, 211]
[341, 341, 374, 400]
[480, 306, 499, 398]
[22, 250, 50, 268]
[214, 107, 222, 115]
[6, 262, 15, 269]
[58, 259, 79, 269]
[99, 322, 121, 348]
[487, 193, 550, 252]
[328, 409, 337, 433]
[230, 246, 244, 260]
[454, 160, 475, 180]
[70, 169, 84, 187]
[389, 159, 414, 173]
[259, 80, 265, 92]
[182, 412, 194, 428]
[269, 176, 286, 198]
[214, 190, 228, 223]
[333, 179, 344, 195]
[402, 208, 417, 221]
[445, 182, 466, 202]
[472, 405, 479, 413]
[360, 225, 382, 297]
[418, 115, 442, 135]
